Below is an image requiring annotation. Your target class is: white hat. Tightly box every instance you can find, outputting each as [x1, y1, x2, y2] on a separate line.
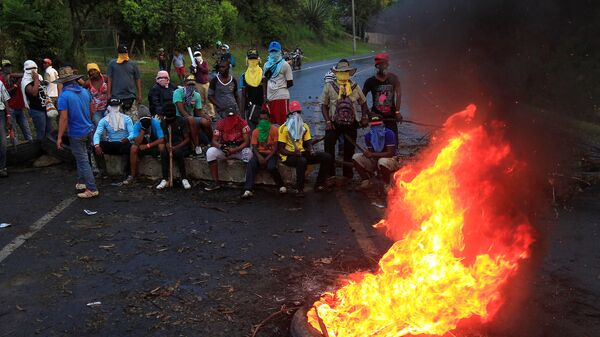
[23, 60, 38, 73]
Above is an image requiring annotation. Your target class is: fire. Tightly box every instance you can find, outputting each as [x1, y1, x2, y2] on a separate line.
[307, 104, 535, 337]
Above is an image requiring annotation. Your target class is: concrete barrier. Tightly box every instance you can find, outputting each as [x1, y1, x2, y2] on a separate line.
[103, 155, 297, 185]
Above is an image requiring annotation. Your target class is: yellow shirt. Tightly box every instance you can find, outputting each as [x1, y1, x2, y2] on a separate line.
[278, 123, 311, 161]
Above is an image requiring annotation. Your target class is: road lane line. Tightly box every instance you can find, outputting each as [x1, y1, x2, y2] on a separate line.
[335, 190, 378, 257]
[292, 54, 374, 73]
[0, 196, 76, 263]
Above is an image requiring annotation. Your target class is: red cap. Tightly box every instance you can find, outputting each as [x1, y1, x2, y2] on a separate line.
[374, 53, 389, 65]
[288, 100, 302, 113]
[43, 58, 52, 65]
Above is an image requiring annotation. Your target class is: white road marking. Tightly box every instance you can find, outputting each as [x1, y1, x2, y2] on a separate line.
[292, 54, 375, 73]
[0, 196, 76, 263]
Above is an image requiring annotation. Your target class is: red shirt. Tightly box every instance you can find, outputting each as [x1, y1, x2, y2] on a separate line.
[0, 74, 25, 110]
[214, 116, 250, 143]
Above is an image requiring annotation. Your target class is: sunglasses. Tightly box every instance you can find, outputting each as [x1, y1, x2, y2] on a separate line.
[156, 77, 169, 80]
[25, 67, 38, 71]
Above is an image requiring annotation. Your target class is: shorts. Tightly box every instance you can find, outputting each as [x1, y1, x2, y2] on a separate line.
[206, 147, 252, 163]
[175, 66, 185, 77]
[352, 153, 400, 173]
[138, 146, 160, 157]
[267, 99, 289, 125]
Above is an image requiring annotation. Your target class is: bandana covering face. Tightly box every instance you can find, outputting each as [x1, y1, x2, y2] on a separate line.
[117, 53, 130, 64]
[156, 70, 170, 88]
[184, 85, 196, 106]
[370, 124, 386, 152]
[335, 71, 353, 99]
[285, 112, 305, 141]
[263, 51, 283, 79]
[257, 119, 271, 143]
[21, 60, 44, 109]
[222, 115, 245, 143]
[106, 105, 125, 131]
[245, 59, 262, 87]
[195, 56, 204, 65]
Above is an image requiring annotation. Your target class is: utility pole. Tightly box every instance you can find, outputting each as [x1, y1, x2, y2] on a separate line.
[352, 0, 357, 54]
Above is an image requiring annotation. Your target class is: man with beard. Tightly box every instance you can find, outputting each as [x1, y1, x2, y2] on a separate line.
[279, 101, 332, 197]
[173, 75, 212, 156]
[148, 70, 176, 117]
[263, 41, 293, 125]
[208, 58, 240, 121]
[239, 48, 264, 130]
[93, 98, 134, 179]
[205, 107, 252, 191]
[157, 102, 192, 190]
[362, 53, 402, 141]
[84, 63, 109, 125]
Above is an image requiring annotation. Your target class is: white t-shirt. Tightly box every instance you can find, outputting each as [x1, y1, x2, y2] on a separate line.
[266, 61, 293, 101]
[0, 81, 10, 110]
[44, 66, 59, 98]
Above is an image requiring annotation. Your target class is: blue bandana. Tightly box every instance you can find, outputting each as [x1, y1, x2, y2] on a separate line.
[370, 124, 386, 152]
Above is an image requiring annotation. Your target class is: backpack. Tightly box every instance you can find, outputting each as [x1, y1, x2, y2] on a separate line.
[330, 82, 357, 125]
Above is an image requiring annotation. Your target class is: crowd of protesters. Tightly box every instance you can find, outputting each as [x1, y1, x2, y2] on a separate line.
[0, 41, 402, 200]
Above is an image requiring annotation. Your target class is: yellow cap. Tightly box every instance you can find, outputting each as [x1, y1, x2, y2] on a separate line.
[86, 63, 100, 72]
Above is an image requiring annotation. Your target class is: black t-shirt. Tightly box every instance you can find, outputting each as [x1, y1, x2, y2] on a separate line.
[240, 74, 264, 109]
[161, 116, 189, 146]
[363, 74, 401, 117]
[25, 82, 45, 111]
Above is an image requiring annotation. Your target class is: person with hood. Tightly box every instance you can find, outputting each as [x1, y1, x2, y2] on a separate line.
[208, 58, 240, 121]
[157, 102, 192, 190]
[42, 58, 59, 104]
[93, 98, 135, 179]
[242, 106, 285, 198]
[1, 61, 32, 143]
[189, 50, 213, 118]
[363, 53, 402, 141]
[263, 41, 293, 125]
[352, 115, 399, 190]
[240, 48, 264, 129]
[279, 101, 332, 197]
[173, 75, 212, 156]
[107, 44, 142, 121]
[55, 66, 98, 198]
[84, 63, 108, 125]
[321, 59, 370, 180]
[205, 107, 252, 191]
[22, 60, 53, 141]
[123, 105, 165, 185]
[148, 70, 176, 117]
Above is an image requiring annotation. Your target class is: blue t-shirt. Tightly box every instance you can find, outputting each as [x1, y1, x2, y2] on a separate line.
[93, 114, 134, 145]
[57, 84, 94, 137]
[364, 128, 397, 151]
[132, 118, 165, 141]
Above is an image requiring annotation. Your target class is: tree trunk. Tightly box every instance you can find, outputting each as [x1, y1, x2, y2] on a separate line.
[142, 39, 146, 57]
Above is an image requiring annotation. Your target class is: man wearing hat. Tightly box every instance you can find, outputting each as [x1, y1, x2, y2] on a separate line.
[107, 43, 142, 122]
[55, 66, 98, 198]
[93, 98, 134, 180]
[124, 105, 165, 185]
[205, 106, 252, 191]
[363, 52, 402, 141]
[320, 59, 370, 180]
[173, 75, 212, 156]
[84, 63, 109, 125]
[263, 40, 294, 125]
[190, 49, 213, 117]
[240, 48, 264, 129]
[352, 114, 399, 190]
[279, 100, 332, 197]
[42, 58, 59, 105]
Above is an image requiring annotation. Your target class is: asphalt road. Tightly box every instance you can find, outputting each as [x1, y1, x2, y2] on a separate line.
[0, 55, 599, 337]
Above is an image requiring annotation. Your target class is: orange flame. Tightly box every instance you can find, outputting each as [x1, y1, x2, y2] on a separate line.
[307, 104, 535, 337]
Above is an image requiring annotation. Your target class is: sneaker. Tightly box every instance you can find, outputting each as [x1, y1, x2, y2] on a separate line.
[204, 182, 221, 191]
[0, 169, 8, 178]
[358, 179, 371, 190]
[295, 189, 305, 198]
[122, 176, 134, 185]
[75, 183, 86, 190]
[315, 184, 332, 193]
[195, 146, 203, 155]
[182, 179, 191, 190]
[77, 189, 99, 198]
[242, 190, 253, 198]
[156, 179, 168, 190]
[279, 186, 287, 194]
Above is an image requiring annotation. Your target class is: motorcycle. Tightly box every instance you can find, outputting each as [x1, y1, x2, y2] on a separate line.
[290, 51, 302, 70]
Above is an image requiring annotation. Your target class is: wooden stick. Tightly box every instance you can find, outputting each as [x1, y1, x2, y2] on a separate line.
[250, 305, 300, 337]
[168, 125, 173, 188]
[344, 133, 367, 153]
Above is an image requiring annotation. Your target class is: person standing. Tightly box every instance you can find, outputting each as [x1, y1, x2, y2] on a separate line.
[240, 48, 264, 129]
[21, 60, 53, 141]
[157, 103, 192, 190]
[107, 44, 142, 121]
[0, 78, 11, 177]
[1, 61, 32, 142]
[320, 59, 370, 180]
[173, 49, 185, 83]
[190, 50, 213, 118]
[148, 70, 176, 117]
[55, 66, 98, 198]
[263, 41, 293, 125]
[208, 58, 240, 121]
[84, 63, 108, 125]
[42, 58, 59, 105]
[362, 53, 402, 140]
[157, 48, 167, 71]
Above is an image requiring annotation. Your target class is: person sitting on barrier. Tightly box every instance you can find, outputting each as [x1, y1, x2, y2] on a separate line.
[93, 98, 134, 179]
[242, 107, 285, 198]
[205, 107, 252, 191]
[173, 75, 211, 157]
[156, 102, 191, 190]
[148, 70, 176, 117]
[352, 114, 399, 190]
[122, 105, 165, 185]
[278, 100, 332, 197]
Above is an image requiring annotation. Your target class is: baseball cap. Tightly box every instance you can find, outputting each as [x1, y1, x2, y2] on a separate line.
[369, 114, 384, 125]
[108, 98, 122, 106]
[247, 48, 259, 59]
[117, 44, 128, 53]
[375, 53, 390, 65]
[1, 60, 11, 67]
[288, 100, 302, 113]
[268, 41, 282, 52]
[43, 58, 52, 65]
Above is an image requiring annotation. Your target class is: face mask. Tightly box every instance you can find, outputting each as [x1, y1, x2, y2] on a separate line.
[140, 117, 152, 129]
[195, 56, 203, 64]
[376, 64, 388, 75]
[247, 59, 259, 67]
[269, 51, 282, 61]
[336, 71, 350, 82]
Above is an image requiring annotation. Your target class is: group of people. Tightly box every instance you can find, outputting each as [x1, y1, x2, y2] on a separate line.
[1, 39, 403, 200]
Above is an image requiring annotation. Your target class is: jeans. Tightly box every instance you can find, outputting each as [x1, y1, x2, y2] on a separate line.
[93, 141, 132, 177]
[93, 109, 107, 125]
[160, 146, 190, 180]
[29, 108, 52, 141]
[283, 151, 332, 191]
[324, 122, 358, 178]
[0, 110, 6, 170]
[244, 154, 284, 190]
[70, 133, 97, 191]
[11, 109, 33, 142]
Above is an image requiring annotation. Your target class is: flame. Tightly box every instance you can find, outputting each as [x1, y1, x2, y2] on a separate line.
[307, 104, 535, 337]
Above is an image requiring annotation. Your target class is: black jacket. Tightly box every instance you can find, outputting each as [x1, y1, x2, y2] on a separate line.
[148, 83, 176, 116]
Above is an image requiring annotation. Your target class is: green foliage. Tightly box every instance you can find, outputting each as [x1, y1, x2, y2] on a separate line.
[301, 0, 331, 31]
